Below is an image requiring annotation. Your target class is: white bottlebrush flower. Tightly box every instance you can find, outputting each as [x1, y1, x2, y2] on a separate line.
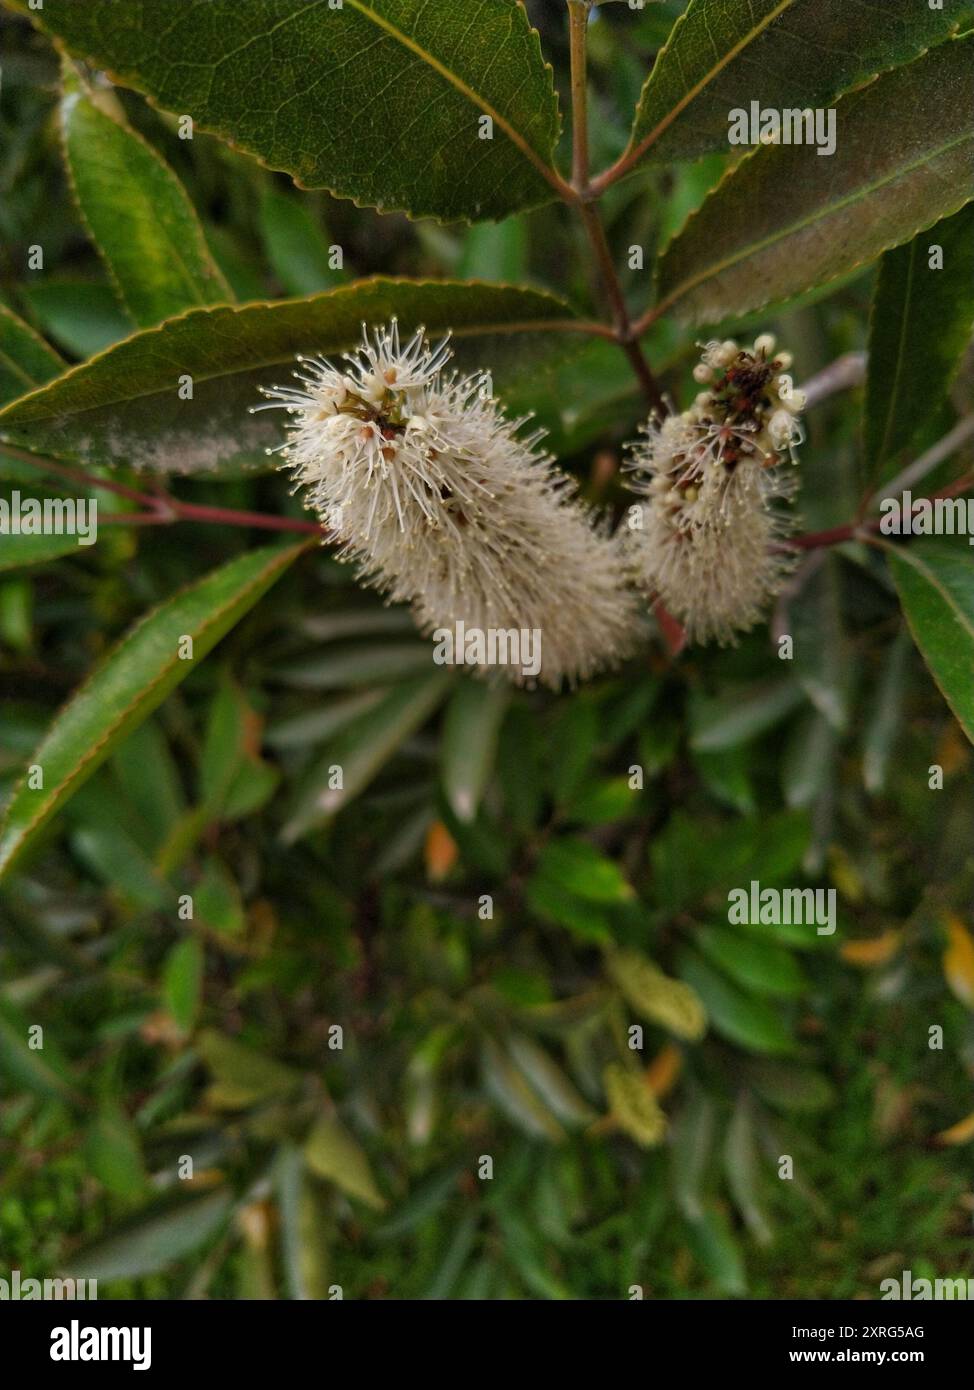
[254, 321, 642, 688]
[622, 334, 803, 646]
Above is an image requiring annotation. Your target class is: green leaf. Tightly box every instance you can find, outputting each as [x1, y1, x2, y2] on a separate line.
[651, 809, 810, 912]
[0, 280, 577, 476]
[303, 1113, 386, 1210]
[112, 719, 185, 846]
[505, 1032, 596, 1127]
[724, 1095, 772, 1246]
[60, 63, 232, 327]
[693, 745, 755, 815]
[678, 950, 795, 1055]
[20, 281, 132, 358]
[276, 1147, 332, 1301]
[481, 1038, 566, 1142]
[282, 669, 452, 839]
[0, 304, 63, 407]
[457, 217, 528, 282]
[85, 1106, 146, 1198]
[622, 0, 956, 174]
[685, 1204, 747, 1296]
[862, 628, 911, 794]
[440, 678, 508, 823]
[689, 679, 804, 751]
[0, 532, 90, 572]
[67, 783, 173, 910]
[745, 1058, 834, 1113]
[524, 874, 612, 944]
[27, 0, 563, 223]
[885, 537, 974, 744]
[781, 710, 837, 811]
[195, 857, 246, 937]
[534, 837, 635, 905]
[162, 937, 204, 1033]
[200, 679, 251, 813]
[864, 204, 974, 486]
[789, 557, 853, 732]
[198, 1029, 302, 1107]
[655, 37, 974, 325]
[274, 641, 434, 689]
[567, 775, 638, 825]
[265, 689, 385, 750]
[548, 699, 600, 806]
[0, 540, 307, 879]
[64, 1190, 232, 1280]
[259, 187, 346, 297]
[695, 925, 807, 998]
[0, 998, 76, 1104]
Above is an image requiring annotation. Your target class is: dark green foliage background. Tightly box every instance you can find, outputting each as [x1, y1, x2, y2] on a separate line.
[1, 1, 973, 1299]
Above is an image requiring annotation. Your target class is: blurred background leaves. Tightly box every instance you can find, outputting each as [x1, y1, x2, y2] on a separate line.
[0, 0, 973, 1301]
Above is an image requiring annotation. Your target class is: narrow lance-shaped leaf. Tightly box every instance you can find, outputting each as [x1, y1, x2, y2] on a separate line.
[22, 0, 563, 223]
[0, 279, 578, 477]
[0, 533, 93, 573]
[0, 540, 308, 879]
[60, 61, 232, 327]
[440, 678, 508, 823]
[655, 37, 974, 326]
[864, 204, 974, 488]
[282, 668, 453, 841]
[64, 1190, 233, 1281]
[259, 188, 347, 298]
[0, 305, 64, 407]
[619, 0, 957, 175]
[303, 1114, 386, 1210]
[884, 537, 974, 746]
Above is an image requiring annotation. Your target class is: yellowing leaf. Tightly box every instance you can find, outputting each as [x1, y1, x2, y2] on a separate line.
[303, 1115, 386, 1211]
[646, 1043, 683, 1099]
[840, 931, 902, 968]
[935, 1111, 974, 1146]
[425, 819, 459, 883]
[943, 915, 974, 1010]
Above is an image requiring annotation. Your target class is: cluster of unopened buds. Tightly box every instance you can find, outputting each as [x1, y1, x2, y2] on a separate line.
[623, 334, 805, 646]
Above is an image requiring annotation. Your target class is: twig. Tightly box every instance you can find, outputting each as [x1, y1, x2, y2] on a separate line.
[5, 444, 328, 537]
[871, 415, 974, 504]
[782, 471, 974, 552]
[568, 2, 591, 193]
[799, 352, 867, 410]
[582, 203, 665, 415]
[564, 2, 667, 415]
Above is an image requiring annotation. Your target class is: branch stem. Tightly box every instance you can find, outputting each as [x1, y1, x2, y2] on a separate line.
[568, 2, 591, 192]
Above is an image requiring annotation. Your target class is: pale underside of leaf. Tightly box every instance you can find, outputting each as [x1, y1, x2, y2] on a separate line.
[621, 0, 957, 174]
[0, 278, 580, 476]
[654, 37, 974, 326]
